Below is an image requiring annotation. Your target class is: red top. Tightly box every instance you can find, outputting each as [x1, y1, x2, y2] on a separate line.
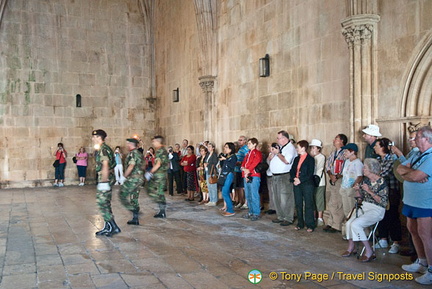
[241, 149, 262, 178]
[181, 154, 197, 172]
[56, 150, 67, 164]
[296, 153, 307, 178]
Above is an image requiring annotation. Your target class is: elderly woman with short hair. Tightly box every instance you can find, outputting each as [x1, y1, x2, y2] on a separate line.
[342, 158, 388, 262]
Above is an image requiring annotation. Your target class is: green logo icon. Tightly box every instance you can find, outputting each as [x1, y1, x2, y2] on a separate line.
[248, 269, 263, 284]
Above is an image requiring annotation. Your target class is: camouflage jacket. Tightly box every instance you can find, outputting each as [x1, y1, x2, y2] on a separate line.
[95, 143, 116, 183]
[154, 147, 169, 177]
[125, 148, 144, 178]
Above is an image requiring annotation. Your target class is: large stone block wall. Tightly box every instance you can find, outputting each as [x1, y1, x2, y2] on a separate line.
[155, 0, 350, 154]
[0, 0, 154, 188]
[154, 0, 205, 148]
[376, 0, 432, 149]
[154, 0, 432, 156]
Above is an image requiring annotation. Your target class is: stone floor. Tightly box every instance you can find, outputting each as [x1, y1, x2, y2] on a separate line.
[0, 185, 423, 289]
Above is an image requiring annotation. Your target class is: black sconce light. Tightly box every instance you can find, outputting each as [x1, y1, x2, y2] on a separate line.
[76, 94, 81, 107]
[173, 88, 179, 102]
[259, 54, 270, 77]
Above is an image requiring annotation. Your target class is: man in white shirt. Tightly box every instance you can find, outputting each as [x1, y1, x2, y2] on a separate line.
[269, 130, 297, 226]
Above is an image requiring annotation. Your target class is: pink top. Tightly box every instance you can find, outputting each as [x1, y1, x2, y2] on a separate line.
[76, 152, 88, 166]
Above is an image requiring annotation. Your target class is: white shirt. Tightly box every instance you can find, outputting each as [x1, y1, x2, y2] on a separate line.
[269, 142, 297, 174]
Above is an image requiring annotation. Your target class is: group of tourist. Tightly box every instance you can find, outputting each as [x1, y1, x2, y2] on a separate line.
[166, 124, 432, 285]
[52, 123, 432, 286]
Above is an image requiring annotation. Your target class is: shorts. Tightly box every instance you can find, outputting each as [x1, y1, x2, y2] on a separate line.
[77, 165, 87, 178]
[234, 172, 244, 188]
[402, 204, 432, 219]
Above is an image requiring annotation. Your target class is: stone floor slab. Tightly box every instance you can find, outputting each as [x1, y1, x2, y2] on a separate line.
[0, 186, 420, 289]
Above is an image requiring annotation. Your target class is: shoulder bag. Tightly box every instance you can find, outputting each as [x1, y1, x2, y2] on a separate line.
[209, 166, 218, 184]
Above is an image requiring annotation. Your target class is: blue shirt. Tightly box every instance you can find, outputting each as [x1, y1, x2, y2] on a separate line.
[402, 147, 432, 209]
[115, 153, 122, 165]
[234, 145, 249, 172]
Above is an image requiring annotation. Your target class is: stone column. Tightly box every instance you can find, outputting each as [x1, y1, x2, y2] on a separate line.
[199, 75, 216, 141]
[341, 13, 380, 144]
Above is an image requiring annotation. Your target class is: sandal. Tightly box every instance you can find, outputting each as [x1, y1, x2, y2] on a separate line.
[294, 226, 303, 231]
[306, 228, 314, 233]
[219, 207, 227, 211]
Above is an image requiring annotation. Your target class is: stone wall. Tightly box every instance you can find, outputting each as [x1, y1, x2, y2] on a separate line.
[155, 0, 350, 154]
[154, 0, 205, 148]
[376, 0, 432, 150]
[0, 0, 154, 188]
[154, 0, 432, 156]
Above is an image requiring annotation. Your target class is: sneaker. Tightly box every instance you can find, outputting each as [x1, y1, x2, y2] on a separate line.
[374, 239, 388, 249]
[242, 213, 251, 219]
[317, 218, 324, 227]
[250, 215, 260, 221]
[388, 243, 400, 254]
[58, 183, 64, 187]
[402, 259, 428, 274]
[241, 204, 249, 209]
[53, 183, 59, 187]
[415, 270, 432, 285]
[205, 202, 216, 207]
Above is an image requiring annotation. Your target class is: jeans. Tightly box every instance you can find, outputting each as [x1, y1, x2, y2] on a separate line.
[244, 176, 261, 216]
[55, 162, 66, 180]
[206, 174, 218, 203]
[222, 172, 234, 213]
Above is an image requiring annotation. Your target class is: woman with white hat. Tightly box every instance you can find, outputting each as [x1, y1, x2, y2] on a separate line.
[310, 139, 326, 226]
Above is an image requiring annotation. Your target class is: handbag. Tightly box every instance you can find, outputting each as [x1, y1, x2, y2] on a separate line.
[53, 159, 60, 167]
[313, 170, 324, 187]
[72, 156, 77, 163]
[255, 161, 269, 173]
[209, 166, 218, 184]
[217, 172, 227, 186]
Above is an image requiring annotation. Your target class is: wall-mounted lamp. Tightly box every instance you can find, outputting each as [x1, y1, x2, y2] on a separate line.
[76, 94, 82, 107]
[259, 54, 270, 77]
[173, 88, 179, 102]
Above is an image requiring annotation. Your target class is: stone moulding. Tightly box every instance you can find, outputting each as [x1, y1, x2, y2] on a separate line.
[341, 14, 380, 47]
[0, 0, 7, 29]
[199, 75, 216, 93]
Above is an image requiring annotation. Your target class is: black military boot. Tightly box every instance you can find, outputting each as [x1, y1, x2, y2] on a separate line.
[105, 218, 121, 237]
[95, 222, 111, 236]
[127, 210, 139, 225]
[154, 203, 166, 218]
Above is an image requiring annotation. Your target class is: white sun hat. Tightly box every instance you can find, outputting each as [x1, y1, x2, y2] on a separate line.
[362, 124, 382, 137]
[310, 139, 322, 148]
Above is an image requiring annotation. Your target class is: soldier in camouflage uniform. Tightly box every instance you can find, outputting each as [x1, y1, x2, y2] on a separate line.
[144, 135, 169, 218]
[92, 129, 121, 237]
[119, 138, 144, 225]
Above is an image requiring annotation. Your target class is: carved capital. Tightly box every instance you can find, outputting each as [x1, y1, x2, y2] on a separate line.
[199, 75, 216, 93]
[341, 14, 380, 47]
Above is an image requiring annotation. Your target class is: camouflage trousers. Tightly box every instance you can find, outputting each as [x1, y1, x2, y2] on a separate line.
[119, 177, 143, 212]
[147, 174, 167, 204]
[96, 188, 113, 222]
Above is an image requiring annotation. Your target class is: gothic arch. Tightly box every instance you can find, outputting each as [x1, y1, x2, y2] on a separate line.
[401, 32, 432, 120]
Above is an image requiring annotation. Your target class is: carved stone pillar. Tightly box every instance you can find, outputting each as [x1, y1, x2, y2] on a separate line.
[341, 13, 380, 144]
[199, 75, 216, 141]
